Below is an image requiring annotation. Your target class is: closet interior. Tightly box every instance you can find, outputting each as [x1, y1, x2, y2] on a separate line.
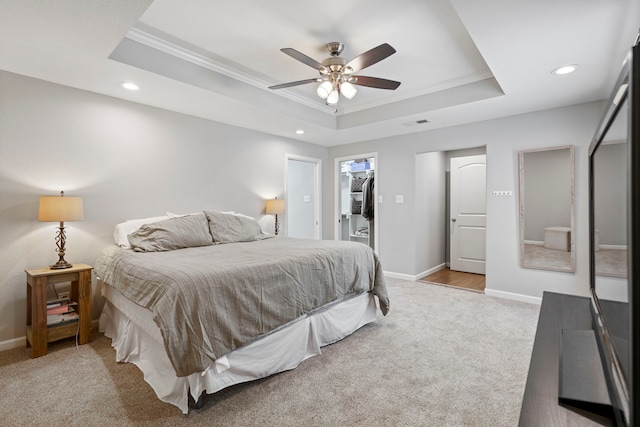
[339, 157, 375, 249]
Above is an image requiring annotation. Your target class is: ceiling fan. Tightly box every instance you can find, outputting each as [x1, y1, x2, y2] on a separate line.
[268, 42, 401, 105]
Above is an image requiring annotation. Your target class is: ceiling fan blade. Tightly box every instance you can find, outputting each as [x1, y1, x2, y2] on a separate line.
[280, 48, 326, 72]
[344, 43, 396, 74]
[351, 75, 401, 90]
[269, 78, 320, 90]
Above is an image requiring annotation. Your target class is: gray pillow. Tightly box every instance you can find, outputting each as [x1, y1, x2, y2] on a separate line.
[204, 210, 271, 244]
[128, 214, 214, 252]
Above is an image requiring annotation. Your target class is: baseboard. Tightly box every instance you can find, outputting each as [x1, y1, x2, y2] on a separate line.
[599, 244, 627, 250]
[485, 288, 542, 305]
[0, 319, 101, 353]
[386, 270, 541, 305]
[0, 336, 26, 352]
[383, 271, 419, 281]
[416, 263, 447, 281]
[524, 240, 544, 246]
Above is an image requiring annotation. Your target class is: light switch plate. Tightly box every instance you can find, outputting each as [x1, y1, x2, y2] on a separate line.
[395, 195, 404, 203]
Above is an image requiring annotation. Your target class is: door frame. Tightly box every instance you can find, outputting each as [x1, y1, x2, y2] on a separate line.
[285, 154, 322, 239]
[414, 146, 487, 280]
[334, 152, 378, 254]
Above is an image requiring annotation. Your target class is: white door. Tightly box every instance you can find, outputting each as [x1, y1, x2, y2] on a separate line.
[286, 157, 320, 239]
[450, 155, 486, 274]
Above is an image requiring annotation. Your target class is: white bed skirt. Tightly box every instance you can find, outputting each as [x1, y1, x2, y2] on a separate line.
[99, 284, 378, 414]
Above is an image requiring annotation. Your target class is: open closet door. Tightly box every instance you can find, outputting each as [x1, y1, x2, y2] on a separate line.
[336, 155, 377, 252]
[450, 154, 486, 274]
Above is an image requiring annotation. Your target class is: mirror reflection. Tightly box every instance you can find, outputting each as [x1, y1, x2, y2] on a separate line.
[593, 141, 628, 280]
[591, 90, 629, 385]
[519, 146, 575, 272]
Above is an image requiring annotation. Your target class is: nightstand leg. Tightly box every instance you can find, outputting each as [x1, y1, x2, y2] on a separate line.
[30, 277, 48, 357]
[75, 270, 92, 344]
[26, 284, 32, 348]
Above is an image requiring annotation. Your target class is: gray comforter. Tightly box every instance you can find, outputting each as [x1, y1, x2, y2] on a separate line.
[94, 237, 389, 377]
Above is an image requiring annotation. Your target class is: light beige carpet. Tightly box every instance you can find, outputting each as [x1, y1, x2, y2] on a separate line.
[0, 277, 540, 426]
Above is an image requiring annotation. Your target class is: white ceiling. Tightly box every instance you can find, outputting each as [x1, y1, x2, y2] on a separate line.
[1, 0, 638, 146]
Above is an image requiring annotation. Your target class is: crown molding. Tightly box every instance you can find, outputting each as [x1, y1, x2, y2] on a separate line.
[126, 28, 333, 114]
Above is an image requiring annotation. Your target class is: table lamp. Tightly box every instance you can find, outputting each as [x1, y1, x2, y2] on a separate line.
[265, 197, 285, 235]
[38, 191, 84, 269]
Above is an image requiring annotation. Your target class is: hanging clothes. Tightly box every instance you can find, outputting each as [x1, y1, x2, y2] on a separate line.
[362, 174, 375, 221]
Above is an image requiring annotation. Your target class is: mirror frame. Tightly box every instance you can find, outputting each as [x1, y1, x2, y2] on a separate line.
[518, 145, 575, 273]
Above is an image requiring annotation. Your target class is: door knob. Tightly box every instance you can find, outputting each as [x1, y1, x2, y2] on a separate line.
[451, 218, 456, 222]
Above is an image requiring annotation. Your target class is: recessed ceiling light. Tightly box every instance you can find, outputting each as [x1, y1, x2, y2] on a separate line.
[295, 130, 304, 135]
[120, 82, 140, 91]
[551, 65, 578, 75]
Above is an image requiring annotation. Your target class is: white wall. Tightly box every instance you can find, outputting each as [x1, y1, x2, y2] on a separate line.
[0, 71, 329, 345]
[329, 101, 606, 301]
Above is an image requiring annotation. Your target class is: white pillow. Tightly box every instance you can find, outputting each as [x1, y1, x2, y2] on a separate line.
[113, 215, 170, 248]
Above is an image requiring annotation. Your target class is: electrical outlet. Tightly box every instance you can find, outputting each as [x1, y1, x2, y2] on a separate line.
[58, 291, 70, 300]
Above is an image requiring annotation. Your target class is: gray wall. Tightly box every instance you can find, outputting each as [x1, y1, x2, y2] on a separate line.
[0, 71, 329, 345]
[329, 101, 605, 301]
[594, 142, 627, 246]
[522, 148, 572, 241]
[414, 151, 447, 275]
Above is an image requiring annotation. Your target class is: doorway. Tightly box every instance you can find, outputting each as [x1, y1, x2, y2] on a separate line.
[334, 153, 378, 253]
[415, 147, 486, 291]
[419, 268, 486, 293]
[286, 155, 321, 239]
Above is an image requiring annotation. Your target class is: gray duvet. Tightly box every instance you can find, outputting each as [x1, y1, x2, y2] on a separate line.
[94, 237, 389, 377]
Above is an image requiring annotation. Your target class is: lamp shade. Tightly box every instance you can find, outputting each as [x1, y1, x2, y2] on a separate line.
[326, 89, 340, 105]
[265, 198, 285, 215]
[316, 81, 333, 99]
[38, 195, 84, 222]
[340, 82, 357, 99]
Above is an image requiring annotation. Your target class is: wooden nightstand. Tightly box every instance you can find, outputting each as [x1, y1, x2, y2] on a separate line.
[25, 263, 93, 358]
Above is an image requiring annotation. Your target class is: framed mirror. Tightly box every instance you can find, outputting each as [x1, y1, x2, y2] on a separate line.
[518, 145, 575, 272]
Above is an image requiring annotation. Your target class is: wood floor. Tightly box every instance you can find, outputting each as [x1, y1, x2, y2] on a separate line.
[418, 267, 486, 293]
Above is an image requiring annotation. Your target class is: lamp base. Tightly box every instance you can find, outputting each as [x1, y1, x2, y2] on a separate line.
[49, 224, 73, 269]
[49, 260, 72, 270]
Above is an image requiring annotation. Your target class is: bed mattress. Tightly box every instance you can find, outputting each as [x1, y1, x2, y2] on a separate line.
[99, 282, 378, 414]
[94, 238, 389, 377]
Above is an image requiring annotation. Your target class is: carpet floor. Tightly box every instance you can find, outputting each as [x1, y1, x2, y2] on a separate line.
[0, 277, 540, 426]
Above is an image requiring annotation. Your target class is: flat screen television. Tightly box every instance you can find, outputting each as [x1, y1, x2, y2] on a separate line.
[589, 39, 640, 425]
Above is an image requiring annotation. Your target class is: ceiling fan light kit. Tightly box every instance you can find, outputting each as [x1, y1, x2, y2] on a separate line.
[340, 81, 357, 99]
[316, 80, 333, 99]
[269, 42, 400, 106]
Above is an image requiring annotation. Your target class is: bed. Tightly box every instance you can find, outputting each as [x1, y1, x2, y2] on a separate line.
[94, 211, 389, 413]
